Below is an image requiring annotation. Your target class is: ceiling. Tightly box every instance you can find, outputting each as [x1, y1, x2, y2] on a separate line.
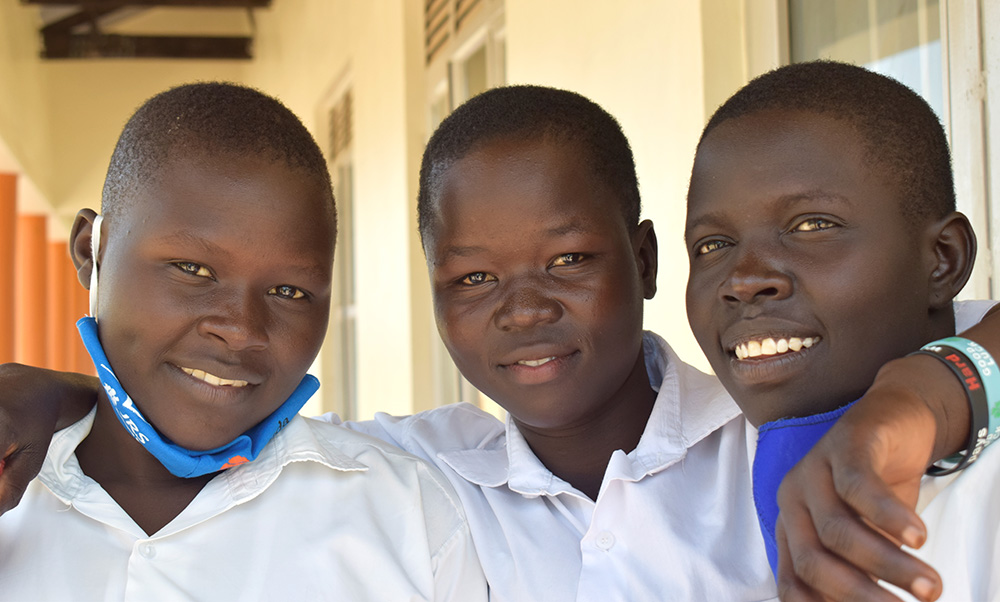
[25, 0, 271, 59]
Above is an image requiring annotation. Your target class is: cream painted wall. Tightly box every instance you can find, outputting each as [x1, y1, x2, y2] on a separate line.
[505, 0, 712, 369]
[0, 1, 54, 216]
[43, 61, 246, 233]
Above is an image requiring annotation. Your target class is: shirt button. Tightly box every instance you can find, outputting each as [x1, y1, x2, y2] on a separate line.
[139, 543, 156, 559]
[595, 530, 616, 551]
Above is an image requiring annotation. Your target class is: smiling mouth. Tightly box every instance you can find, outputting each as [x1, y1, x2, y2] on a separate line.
[180, 366, 250, 388]
[732, 336, 821, 360]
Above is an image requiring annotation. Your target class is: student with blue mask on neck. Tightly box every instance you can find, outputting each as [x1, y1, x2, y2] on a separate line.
[686, 61, 1000, 602]
[0, 82, 486, 601]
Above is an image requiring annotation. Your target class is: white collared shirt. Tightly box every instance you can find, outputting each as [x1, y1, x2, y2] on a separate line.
[330, 332, 778, 602]
[895, 442, 1000, 602]
[0, 412, 487, 601]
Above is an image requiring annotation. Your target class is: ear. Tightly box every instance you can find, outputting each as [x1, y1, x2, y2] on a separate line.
[69, 208, 100, 290]
[925, 211, 976, 310]
[632, 219, 658, 299]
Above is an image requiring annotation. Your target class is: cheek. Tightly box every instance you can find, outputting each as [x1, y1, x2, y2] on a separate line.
[584, 274, 644, 345]
[685, 280, 713, 339]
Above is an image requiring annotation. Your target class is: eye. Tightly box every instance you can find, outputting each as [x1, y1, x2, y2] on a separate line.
[694, 239, 731, 255]
[460, 272, 497, 286]
[174, 262, 213, 278]
[792, 217, 838, 232]
[268, 285, 307, 300]
[550, 253, 585, 267]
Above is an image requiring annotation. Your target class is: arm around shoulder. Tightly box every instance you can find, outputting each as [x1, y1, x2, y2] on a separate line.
[0, 364, 100, 515]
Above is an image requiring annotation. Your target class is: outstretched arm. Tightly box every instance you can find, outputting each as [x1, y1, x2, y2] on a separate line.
[773, 309, 998, 602]
[0, 363, 99, 515]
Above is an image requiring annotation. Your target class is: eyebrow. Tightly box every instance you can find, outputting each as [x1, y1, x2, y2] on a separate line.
[158, 231, 231, 258]
[685, 190, 850, 234]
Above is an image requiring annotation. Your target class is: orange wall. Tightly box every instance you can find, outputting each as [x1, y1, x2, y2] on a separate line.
[15, 214, 47, 366]
[0, 174, 13, 363]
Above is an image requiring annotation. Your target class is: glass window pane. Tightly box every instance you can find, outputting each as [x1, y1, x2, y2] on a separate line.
[462, 44, 489, 100]
[790, 0, 942, 119]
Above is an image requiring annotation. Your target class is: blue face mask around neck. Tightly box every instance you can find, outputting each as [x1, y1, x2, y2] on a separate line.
[751, 399, 858, 578]
[76, 316, 320, 478]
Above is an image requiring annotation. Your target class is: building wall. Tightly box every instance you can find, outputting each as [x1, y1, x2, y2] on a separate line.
[0, 1, 54, 215]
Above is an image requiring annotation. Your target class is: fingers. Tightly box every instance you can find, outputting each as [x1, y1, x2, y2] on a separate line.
[776, 518, 828, 602]
[828, 450, 926, 548]
[777, 498, 920, 602]
[777, 449, 942, 601]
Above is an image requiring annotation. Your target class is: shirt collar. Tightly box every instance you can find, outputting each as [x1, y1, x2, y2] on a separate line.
[40, 410, 369, 507]
[437, 331, 743, 496]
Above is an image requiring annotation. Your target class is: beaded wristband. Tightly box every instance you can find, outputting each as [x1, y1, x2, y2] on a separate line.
[912, 341, 992, 476]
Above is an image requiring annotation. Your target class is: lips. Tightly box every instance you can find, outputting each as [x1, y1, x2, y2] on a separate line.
[497, 345, 580, 385]
[498, 343, 577, 369]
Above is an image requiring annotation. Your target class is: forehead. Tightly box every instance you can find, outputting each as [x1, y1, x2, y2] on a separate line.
[687, 110, 904, 228]
[426, 137, 627, 260]
[119, 152, 335, 263]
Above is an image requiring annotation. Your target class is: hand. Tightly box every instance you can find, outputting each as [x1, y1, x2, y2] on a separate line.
[774, 353, 969, 601]
[0, 364, 61, 515]
[0, 364, 100, 516]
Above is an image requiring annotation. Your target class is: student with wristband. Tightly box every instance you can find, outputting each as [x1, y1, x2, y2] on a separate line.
[686, 61, 1000, 601]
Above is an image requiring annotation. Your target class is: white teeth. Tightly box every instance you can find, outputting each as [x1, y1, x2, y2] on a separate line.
[181, 366, 249, 387]
[517, 357, 556, 367]
[732, 336, 820, 360]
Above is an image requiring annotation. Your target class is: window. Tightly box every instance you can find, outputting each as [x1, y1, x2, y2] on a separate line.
[312, 85, 358, 420]
[790, 0, 943, 118]
[785, 0, 996, 298]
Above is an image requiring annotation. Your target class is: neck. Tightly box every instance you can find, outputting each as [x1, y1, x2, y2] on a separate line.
[75, 395, 214, 535]
[513, 347, 657, 500]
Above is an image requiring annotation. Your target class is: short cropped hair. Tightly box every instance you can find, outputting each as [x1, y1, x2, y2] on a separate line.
[102, 82, 334, 223]
[700, 61, 954, 223]
[417, 85, 641, 245]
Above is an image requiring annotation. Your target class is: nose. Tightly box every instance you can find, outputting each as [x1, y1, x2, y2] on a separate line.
[720, 247, 792, 305]
[197, 287, 270, 351]
[493, 279, 563, 331]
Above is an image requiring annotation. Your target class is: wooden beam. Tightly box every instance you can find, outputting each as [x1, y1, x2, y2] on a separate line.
[41, 32, 253, 59]
[41, 6, 123, 35]
[24, 0, 270, 7]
